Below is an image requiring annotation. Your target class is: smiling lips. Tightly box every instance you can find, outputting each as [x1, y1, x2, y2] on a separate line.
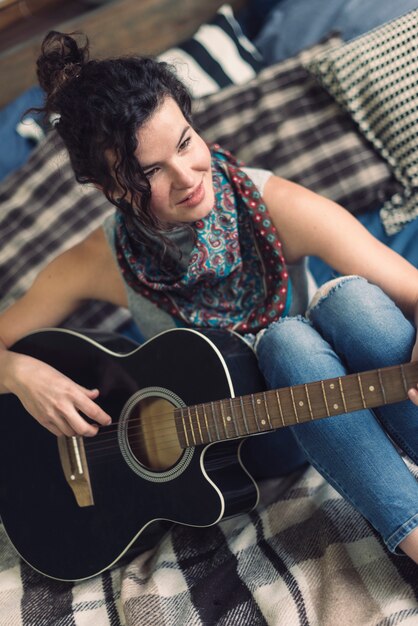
[177, 182, 205, 208]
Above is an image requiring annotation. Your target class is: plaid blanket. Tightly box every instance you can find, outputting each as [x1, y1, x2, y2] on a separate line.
[2, 464, 418, 626]
[1, 39, 417, 626]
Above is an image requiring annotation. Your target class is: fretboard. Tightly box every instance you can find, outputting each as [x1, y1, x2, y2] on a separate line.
[174, 362, 418, 449]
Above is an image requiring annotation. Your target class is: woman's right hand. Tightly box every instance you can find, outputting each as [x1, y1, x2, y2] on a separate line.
[6, 352, 112, 437]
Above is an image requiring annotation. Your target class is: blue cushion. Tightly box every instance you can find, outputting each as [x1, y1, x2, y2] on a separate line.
[255, 0, 418, 64]
[0, 86, 45, 182]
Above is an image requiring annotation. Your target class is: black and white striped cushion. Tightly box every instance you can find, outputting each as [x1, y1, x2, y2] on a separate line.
[157, 4, 264, 98]
[305, 9, 418, 234]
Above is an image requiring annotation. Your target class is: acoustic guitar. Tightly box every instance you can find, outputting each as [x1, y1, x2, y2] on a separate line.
[0, 327, 416, 581]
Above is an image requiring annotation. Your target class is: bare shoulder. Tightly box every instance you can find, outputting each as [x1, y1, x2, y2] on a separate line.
[262, 174, 366, 263]
[34, 226, 126, 303]
[0, 227, 127, 347]
[261, 175, 418, 317]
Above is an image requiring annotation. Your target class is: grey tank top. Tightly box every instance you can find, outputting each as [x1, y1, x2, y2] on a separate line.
[103, 167, 316, 340]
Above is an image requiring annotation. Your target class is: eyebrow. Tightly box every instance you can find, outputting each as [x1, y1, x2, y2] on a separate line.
[141, 125, 191, 171]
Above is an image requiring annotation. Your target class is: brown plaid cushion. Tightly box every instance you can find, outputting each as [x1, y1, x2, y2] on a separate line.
[194, 38, 399, 215]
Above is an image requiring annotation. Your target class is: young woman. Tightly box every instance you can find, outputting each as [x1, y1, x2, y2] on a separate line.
[1, 31, 418, 563]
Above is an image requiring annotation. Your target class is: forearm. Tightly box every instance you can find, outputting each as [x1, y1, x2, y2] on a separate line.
[0, 340, 24, 395]
[0, 339, 12, 393]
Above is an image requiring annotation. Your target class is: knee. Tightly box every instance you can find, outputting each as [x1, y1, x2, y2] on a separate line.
[306, 275, 415, 362]
[307, 275, 362, 316]
[256, 316, 313, 359]
[308, 275, 402, 329]
[255, 316, 324, 387]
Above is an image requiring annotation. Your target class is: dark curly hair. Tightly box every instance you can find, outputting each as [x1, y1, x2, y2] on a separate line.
[36, 30, 194, 267]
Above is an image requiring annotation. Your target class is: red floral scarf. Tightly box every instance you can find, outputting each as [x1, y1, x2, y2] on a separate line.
[114, 145, 289, 333]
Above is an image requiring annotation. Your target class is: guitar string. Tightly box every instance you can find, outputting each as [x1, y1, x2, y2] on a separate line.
[82, 394, 275, 457]
[80, 388, 312, 460]
[60, 363, 414, 460]
[83, 370, 391, 446]
[80, 384, 384, 461]
[84, 393, 276, 440]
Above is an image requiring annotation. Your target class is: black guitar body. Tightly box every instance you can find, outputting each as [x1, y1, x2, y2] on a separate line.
[0, 328, 265, 581]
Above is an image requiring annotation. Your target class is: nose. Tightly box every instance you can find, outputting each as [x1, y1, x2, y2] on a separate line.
[170, 160, 194, 189]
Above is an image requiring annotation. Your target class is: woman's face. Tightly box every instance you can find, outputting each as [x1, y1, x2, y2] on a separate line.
[135, 97, 214, 224]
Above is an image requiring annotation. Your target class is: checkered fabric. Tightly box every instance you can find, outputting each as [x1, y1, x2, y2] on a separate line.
[2, 464, 418, 626]
[305, 10, 418, 235]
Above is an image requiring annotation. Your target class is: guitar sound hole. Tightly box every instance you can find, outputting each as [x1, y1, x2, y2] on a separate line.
[126, 396, 183, 472]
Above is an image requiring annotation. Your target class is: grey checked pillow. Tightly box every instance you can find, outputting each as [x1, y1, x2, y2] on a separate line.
[305, 9, 418, 234]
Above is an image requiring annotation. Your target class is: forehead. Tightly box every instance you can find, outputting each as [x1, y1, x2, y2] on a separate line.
[134, 97, 188, 165]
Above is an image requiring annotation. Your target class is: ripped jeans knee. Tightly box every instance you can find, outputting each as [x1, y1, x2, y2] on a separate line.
[306, 274, 415, 370]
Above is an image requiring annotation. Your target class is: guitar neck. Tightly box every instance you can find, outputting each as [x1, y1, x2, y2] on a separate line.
[175, 362, 418, 448]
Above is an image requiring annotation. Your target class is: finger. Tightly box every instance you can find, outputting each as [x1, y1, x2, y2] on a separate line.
[54, 414, 78, 438]
[407, 388, 418, 405]
[64, 407, 100, 437]
[75, 394, 112, 427]
[76, 383, 100, 395]
[44, 422, 64, 437]
[82, 387, 100, 399]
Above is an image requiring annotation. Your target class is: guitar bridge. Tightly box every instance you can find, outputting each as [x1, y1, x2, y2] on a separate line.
[58, 436, 94, 507]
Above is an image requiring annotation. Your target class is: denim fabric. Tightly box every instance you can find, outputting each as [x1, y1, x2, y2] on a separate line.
[252, 275, 418, 553]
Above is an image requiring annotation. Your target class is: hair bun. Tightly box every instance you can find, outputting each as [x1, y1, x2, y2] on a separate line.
[36, 31, 89, 99]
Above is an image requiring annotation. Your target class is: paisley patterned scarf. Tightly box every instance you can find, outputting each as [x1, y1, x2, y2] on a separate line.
[114, 145, 289, 334]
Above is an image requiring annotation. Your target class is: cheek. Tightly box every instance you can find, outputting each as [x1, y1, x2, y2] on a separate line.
[149, 183, 169, 217]
[200, 141, 212, 169]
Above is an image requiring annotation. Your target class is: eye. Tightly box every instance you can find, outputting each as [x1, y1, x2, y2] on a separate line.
[144, 167, 159, 179]
[179, 136, 191, 151]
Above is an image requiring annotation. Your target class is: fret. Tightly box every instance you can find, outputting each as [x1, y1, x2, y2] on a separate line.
[194, 405, 204, 444]
[378, 365, 413, 405]
[210, 401, 221, 441]
[263, 392, 273, 429]
[377, 368, 387, 404]
[357, 374, 366, 408]
[187, 406, 197, 445]
[200, 404, 212, 443]
[289, 387, 300, 423]
[304, 384, 314, 420]
[228, 398, 240, 437]
[251, 395, 262, 431]
[338, 377, 347, 413]
[275, 390, 286, 426]
[219, 401, 229, 438]
[180, 410, 190, 447]
[239, 396, 251, 435]
[400, 364, 409, 394]
[320, 381, 330, 417]
[255, 394, 269, 429]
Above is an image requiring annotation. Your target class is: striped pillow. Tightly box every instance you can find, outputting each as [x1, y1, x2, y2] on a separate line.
[157, 4, 264, 98]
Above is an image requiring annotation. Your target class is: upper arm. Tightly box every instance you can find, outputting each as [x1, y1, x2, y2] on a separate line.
[0, 227, 127, 348]
[263, 175, 418, 316]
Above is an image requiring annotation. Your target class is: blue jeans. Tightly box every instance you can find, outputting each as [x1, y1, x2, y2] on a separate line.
[243, 276, 418, 553]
